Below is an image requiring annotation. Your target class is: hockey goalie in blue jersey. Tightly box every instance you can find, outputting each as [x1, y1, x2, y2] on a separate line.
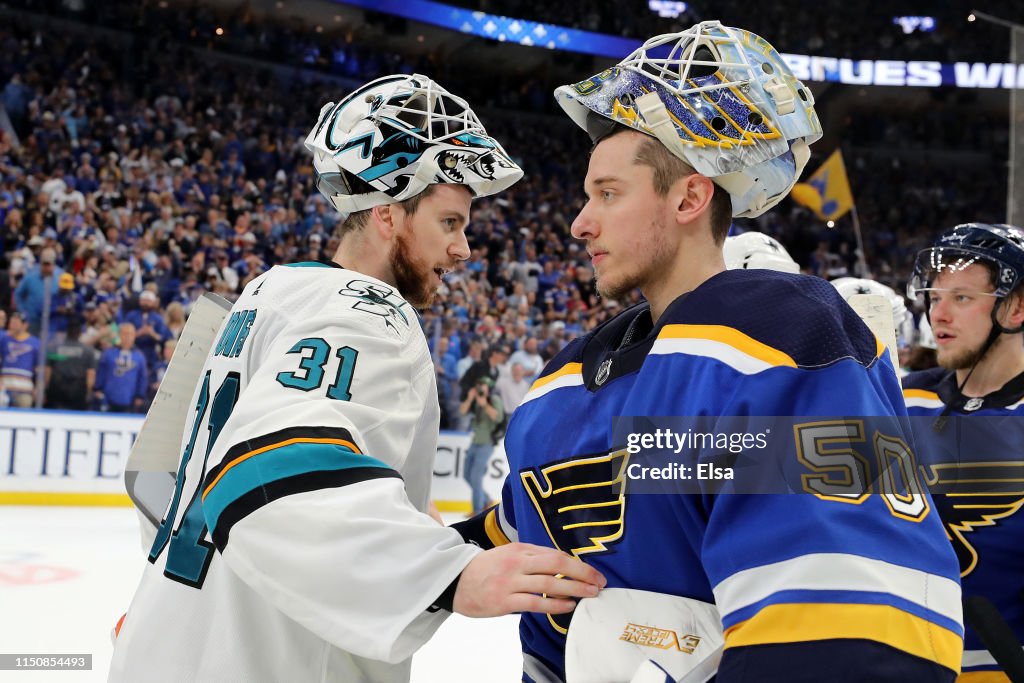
[903, 223, 1024, 682]
[453, 21, 963, 683]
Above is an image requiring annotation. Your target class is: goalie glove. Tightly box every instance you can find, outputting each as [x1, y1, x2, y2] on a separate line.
[629, 659, 675, 683]
[565, 588, 723, 683]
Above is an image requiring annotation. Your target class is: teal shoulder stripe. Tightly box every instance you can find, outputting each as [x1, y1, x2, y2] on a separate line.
[283, 261, 332, 269]
[203, 443, 391, 534]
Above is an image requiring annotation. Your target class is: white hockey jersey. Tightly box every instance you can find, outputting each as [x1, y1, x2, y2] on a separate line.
[109, 262, 481, 683]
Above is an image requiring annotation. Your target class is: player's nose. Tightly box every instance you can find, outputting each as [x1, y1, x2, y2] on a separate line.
[450, 230, 470, 261]
[571, 201, 598, 240]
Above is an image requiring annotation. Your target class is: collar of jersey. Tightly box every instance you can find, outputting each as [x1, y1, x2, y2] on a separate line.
[936, 367, 1024, 410]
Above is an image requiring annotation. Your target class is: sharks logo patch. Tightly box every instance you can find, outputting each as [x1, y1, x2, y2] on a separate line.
[338, 279, 410, 334]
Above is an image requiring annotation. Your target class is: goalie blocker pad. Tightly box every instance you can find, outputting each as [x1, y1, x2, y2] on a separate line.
[846, 293, 899, 375]
[565, 588, 723, 683]
[124, 292, 232, 530]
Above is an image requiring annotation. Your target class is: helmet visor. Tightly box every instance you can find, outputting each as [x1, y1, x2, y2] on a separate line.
[908, 246, 1008, 299]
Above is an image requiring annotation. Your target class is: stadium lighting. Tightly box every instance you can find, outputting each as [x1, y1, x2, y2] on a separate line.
[969, 9, 1021, 31]
[893, 16, 936, 34]
[648, 1, 687, 19]
[215, 27, 224, 36]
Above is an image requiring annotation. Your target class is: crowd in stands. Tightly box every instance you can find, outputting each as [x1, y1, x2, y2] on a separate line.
[0, 3, 1010, 425]
[10, 0, 1024, 118]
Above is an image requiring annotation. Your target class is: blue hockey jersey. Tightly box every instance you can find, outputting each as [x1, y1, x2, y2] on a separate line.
[904, 366, 1024, 682]
[459, 270, 963, 682]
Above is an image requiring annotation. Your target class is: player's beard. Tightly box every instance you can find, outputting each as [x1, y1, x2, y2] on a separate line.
[595, 216, 672, 301]
[937, 330, 1001, 370]
[937, 345, 985, 371]
[390, 229, 437, 309]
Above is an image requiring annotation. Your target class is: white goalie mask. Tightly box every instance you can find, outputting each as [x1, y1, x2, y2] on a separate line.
[305, 74, 523, 214]
[723, 231, 800, 273]
[555, 21, 822, 218]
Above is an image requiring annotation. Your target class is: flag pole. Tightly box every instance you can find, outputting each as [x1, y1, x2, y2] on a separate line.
[849, 202, 870, 278]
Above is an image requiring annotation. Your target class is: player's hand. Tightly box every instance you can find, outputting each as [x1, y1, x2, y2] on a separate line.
[453, 543, 606, 618]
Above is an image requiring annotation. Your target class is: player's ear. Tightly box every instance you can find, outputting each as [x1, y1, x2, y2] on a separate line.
[371, 204, 396, 240]
[672, 173, 715, 231]
[1003, 288, 1024, 328]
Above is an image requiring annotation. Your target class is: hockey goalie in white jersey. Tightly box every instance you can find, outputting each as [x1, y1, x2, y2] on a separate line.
[109, 75, 605, 683]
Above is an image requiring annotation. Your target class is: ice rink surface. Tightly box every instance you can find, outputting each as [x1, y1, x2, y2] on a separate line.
[0, 506, 523, 682]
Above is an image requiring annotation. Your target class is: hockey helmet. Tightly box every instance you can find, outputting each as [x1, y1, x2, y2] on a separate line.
[723, 231, 800, 273]
[305, 74, 523, 214]
[909, 223, 1024, 334]
[909, 223, 1024, 299]
[554, 21, 822, 218]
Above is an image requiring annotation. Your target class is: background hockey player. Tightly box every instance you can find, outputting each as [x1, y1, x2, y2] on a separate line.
[903, 223, 1024, 682]
[722, 230, 801, 274]
[109, 74, 605, 683]
[453, 22, 963, 683]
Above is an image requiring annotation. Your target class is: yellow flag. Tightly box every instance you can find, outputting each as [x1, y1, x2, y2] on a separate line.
[791, 149, 853, 221]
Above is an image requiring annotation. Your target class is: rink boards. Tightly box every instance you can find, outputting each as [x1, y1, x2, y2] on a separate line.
[0, 409, 504, 512]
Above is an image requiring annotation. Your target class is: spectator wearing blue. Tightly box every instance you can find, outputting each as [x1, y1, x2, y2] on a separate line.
[433, 335, 460, 429]
[508, 335, 544, 380]
[49, 272, 82, 337]
[94, 322, 148, 413]
[2, 73, 33, 138]
[14, 247, 63, 335]
[125, 289, 170, 374]
[150, 338, 175, 401]
[1, 311, 41, 408]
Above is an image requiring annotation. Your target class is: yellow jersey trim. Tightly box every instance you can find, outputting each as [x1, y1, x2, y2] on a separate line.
[903, 388, 941, 402]
[658, 324, 797, 368]
[529, 362, 584, 392]
[724, 603, 961, 673]
[484, 508, 512, 546]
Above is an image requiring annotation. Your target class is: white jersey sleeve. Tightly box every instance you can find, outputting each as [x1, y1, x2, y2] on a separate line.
[110, 264, 480, 682]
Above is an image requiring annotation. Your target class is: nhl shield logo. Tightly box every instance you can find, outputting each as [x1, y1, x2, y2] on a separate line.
[595, 359, 613, 386]
[963, 397, 984, 412]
